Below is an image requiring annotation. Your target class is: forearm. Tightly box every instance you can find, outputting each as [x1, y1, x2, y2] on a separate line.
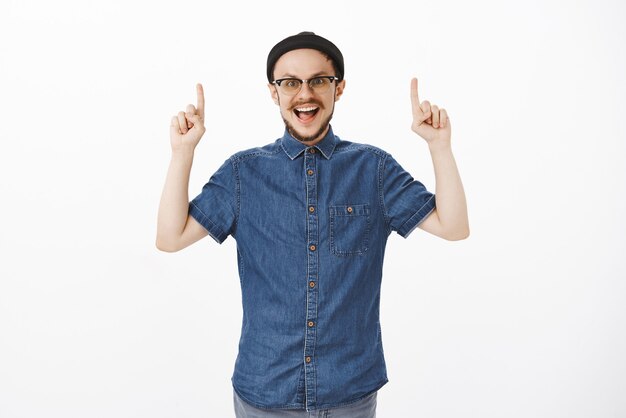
[156, 150, 194, 248]
[429, 143, 469, 239]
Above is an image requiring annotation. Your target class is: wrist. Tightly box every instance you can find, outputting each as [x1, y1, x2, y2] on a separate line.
[171, 146, 195, 159]
[428, 141, 452, 155]
[170, 148, 195, 166]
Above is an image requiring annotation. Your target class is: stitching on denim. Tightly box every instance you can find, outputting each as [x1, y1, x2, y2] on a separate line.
[294, 364, 306, 406]
[303, 151, 320, 409]
[234, 149, 282, 162]
[398, 194, 436, 237]
[333, 142, 387, 158]
[189, 201, 226, 242]
[279, 140, 291, 159]
[303, 151, 310, 404]
[280, 140, 304, 160]
[232, 145, 282, 163]
[311, 154, 319, 409]
[329, 204, 370, 256]
[231, 157, 241, 234]
[378, 153, 391, 235]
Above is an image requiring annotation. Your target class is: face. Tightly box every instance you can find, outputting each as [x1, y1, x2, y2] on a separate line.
[269, 49, 345, 144]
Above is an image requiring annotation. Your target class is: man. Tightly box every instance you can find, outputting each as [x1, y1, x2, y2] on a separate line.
[157, 32, 468, 417]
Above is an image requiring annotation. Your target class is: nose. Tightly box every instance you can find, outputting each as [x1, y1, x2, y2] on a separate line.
[295, 81, 315, 99]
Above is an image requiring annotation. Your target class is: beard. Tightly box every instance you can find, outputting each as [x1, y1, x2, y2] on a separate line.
[278, 92, 336, 143]
[283, 111, 334, 143]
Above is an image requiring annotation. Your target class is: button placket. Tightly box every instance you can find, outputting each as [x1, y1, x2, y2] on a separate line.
[303, 147, 319, 409]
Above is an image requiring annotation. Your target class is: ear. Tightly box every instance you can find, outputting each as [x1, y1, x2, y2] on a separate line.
[268, 84, 280, 105]
[334, 79, 346, 102]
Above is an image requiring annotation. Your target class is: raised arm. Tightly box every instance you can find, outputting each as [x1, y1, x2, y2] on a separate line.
[410, 78, 469, 241]
[156, 84, 209, 252]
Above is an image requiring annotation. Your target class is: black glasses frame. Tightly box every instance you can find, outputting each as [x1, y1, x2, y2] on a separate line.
[271, 76, 339, 94]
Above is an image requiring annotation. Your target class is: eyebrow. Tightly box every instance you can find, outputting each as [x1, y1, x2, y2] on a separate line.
[277, 71, 331, 79]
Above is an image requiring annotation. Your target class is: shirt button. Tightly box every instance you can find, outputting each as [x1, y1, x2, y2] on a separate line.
[309, 281, 315, 288]
[309, 148, 316, 154]
[308, 321, 315, 327]
[307, 169, 314, 176]
[309, 244, 316, 251]
[309, 206, 315, 213]
[305, 356, 312, 363]
[347, 206, 353, 213]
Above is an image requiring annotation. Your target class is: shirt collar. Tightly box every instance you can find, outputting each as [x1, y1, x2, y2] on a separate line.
[280, 125, 339, 160]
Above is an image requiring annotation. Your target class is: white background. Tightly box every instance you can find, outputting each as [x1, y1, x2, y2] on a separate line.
[1, 0, 625, 417]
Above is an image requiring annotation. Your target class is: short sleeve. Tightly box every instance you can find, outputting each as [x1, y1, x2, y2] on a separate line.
[188, 158, 238, 243]
[382, 154, 436, 238]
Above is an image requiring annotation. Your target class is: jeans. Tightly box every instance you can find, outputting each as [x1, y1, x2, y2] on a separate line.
[233, 390, 377, 418]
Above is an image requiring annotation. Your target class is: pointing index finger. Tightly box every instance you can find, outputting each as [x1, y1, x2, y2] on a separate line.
[410, 77, 422, 116]
[196, 83, 205, 119]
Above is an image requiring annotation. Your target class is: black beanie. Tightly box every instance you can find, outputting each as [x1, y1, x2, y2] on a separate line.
[266, 32, 344, 82]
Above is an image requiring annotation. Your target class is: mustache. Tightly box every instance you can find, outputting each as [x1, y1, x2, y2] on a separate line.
[288, 100, 324, 111]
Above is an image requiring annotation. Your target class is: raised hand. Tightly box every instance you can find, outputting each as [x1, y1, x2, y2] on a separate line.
[410, 78, 451, 147]
[170, 83, 206, 152]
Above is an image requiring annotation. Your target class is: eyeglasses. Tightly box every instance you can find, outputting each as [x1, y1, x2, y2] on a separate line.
[271, 76, 339, 95]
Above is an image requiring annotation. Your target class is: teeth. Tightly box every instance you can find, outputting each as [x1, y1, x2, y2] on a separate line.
[295, 106, 318, 112]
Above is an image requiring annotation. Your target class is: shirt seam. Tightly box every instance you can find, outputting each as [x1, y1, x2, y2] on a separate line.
[397, 194, 436, 238]
[333, 143, 386, 157]
[230, 157, 241, 234]
[378, 153, 392, 235]
[188, 201, 227, 243]
[232, 147, 282, 163]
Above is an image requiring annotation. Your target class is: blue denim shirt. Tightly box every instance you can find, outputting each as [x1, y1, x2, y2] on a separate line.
[189, 127, 435, 411]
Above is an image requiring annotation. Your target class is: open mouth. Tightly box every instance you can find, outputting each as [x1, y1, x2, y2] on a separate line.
[293, 106, 320, 122]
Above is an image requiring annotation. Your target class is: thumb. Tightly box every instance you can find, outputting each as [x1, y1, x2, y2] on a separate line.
[187, 114, 203, 126]
[187, 114, 205, 133]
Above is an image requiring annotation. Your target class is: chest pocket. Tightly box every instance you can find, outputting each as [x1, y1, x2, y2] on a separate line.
[329, 204, 370, 256]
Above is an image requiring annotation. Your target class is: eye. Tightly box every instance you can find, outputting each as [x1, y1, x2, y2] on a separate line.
[310, 77, 328, 88]
[285, 79, 301, 89]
